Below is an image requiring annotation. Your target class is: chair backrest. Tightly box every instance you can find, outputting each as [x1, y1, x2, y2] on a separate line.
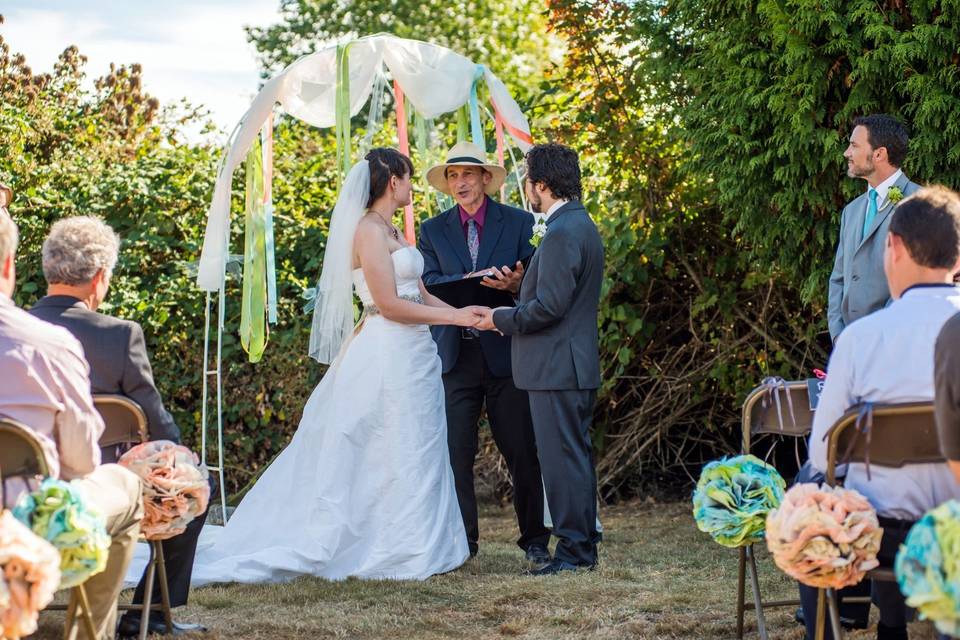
[93, 394, 147, 464]
[825, 402, 943, 485]
[0, 417, 51, 508]
[741, 380, 815, 452]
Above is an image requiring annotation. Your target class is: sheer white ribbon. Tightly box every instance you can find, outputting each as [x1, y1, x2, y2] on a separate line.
[308, 160, 370, 364]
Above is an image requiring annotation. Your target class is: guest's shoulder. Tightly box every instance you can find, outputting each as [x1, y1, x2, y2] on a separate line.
[1, 303, 86, 359]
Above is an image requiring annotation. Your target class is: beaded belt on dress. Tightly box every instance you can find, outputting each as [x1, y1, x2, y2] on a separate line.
[361, 293, 423, 318]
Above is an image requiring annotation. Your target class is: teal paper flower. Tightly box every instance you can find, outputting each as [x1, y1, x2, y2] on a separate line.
[13, 478, 111, 589]
[693, 454, 786, 548]
[896, 500, 960, 637]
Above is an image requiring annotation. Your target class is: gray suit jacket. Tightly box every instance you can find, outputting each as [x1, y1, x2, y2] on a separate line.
[493, 201, 604, 391]
[827, 172, 920, 339]
[28, 295, 180, 443]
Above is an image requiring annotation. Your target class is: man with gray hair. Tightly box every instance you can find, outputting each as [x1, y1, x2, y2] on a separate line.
[30, 216, 207, 638]
[0, 208, 144, 640]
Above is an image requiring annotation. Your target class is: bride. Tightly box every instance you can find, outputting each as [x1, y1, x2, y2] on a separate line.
[191, 148, 482, 583]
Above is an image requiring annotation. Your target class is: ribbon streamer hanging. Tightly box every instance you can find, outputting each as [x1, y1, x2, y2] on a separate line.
[393, 80, 416, 245]
[261, 116, 278, 325]
[494, 111, 506, 202]
[335, 43, 352, 185]
[240, 136, 268, 363]
[469, 65, 485, 149]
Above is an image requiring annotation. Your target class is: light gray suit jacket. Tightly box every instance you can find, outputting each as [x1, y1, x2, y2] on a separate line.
[492, 201, 604, 391]
[827, 172, 920, 339]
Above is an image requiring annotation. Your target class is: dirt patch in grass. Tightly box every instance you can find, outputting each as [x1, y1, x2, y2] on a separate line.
[31, 501, 940, 639]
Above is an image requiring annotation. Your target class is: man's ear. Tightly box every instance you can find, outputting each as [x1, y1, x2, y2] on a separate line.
[874, 145, 889, 165]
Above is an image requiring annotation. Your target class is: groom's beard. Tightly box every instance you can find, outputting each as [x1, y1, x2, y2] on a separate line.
[529, 192, 543, 213]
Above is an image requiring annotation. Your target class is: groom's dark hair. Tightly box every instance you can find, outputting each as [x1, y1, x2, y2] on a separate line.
[365, 148, 414, 207]
[525, 143, 582, 201]
[890, 185, 960, 269]
[853, 114, 909, 168]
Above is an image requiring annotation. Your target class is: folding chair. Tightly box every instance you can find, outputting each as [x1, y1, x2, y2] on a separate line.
[93, 394, 174, 640]
[815, 402, 942, 640]
[736, 379, 815, 640]
[0, 417, 98, 640]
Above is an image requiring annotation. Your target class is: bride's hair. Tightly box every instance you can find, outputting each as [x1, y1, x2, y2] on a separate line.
[364, 148, 414, 208]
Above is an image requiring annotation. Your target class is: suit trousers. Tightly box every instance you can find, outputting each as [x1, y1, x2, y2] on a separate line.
[442, 338, 550, 553]
[799, 517, 914, 640]
[73, 464, 144, 640]
[528, 388, 600, 566]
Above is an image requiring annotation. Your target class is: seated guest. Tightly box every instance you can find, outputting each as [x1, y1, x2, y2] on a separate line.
[804, 186, 960, 640]
[28, 216, 207, 638]
[936, 312, 960, 486]
[0, 208, 144, 640]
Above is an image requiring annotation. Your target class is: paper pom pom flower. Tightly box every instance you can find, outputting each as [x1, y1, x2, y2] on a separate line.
[765, 483, 882, 589]
[12, 479, 110, 589]
[119, 441, 210, 541]
[0, 510, 61, 639]
[692, 454, 786, 548]
[895, 500, 960, 636]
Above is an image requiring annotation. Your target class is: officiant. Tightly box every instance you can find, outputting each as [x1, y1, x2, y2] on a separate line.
[418, 142, 551, 565]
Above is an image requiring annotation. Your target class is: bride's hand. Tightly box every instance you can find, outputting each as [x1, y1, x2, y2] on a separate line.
[451, 306, 489, 327]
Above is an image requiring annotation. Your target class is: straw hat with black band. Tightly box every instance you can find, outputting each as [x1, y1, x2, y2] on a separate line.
[426, 142, 507, 197]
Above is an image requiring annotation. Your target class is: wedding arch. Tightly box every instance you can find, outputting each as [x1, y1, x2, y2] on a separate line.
[194, 34, 535, 518]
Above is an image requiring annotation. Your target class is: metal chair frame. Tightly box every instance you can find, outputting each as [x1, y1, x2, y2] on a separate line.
[736, 380, 814, 640]
[92, 394, 174, 640]
[0, 418, 98, 640]
[814, 402, 942, 640]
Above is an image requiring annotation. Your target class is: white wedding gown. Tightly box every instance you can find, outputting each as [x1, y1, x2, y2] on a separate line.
[187, 246, 469, 584]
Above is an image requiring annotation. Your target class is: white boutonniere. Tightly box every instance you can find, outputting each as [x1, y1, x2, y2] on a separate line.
[887, 186, 904, 205]
[530, 218, 547, 248]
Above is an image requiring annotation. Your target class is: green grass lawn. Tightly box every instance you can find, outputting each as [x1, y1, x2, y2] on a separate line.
[35, 501, 941, 639]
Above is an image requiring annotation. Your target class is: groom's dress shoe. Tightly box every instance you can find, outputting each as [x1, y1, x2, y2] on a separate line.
[524, 544, 551, 566]
[527, 559, 591, 576]
[117, 614, 208, 638]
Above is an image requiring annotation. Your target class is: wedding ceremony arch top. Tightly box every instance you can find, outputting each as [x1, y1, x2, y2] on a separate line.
[196, 33, 534, 293]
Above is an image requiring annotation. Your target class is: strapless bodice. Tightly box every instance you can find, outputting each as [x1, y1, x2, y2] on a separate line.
[352, 246, 424, 306]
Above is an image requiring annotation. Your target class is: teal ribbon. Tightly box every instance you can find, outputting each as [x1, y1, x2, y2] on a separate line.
[263, 193, 278, 325]
[469, 65, 485, 149]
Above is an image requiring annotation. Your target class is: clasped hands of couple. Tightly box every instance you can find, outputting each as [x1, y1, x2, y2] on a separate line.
[454, 259, 525, 333]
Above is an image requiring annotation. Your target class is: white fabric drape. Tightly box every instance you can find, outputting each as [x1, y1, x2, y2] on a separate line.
[196, 34, 533, 292]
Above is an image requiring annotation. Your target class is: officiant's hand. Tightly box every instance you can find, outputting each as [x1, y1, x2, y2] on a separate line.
[480, 261, 525, 294]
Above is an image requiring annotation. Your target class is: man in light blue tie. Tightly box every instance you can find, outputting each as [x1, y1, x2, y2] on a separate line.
[828, 114, 920, 341]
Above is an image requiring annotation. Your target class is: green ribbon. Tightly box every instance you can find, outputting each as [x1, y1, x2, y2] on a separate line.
[469, 64, 485, 149]
[456, 104, 470, 144]
[335, 43, 353, 185]
[240, 136, 268, 363]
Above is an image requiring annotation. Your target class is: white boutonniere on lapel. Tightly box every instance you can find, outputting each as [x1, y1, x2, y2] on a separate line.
[887, 186, 905, 205]
[530, 217, 547, 248]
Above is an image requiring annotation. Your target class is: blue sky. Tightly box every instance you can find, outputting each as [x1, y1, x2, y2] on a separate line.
[3, 0, 281, 135]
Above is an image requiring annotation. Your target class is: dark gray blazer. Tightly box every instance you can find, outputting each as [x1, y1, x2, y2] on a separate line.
[828, 172, 920, 339]
[493, 201, 604, 391]
[28, 295, 180, 443]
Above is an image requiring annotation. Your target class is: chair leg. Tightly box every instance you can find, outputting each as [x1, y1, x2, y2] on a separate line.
[815, 588, 826, 640]
[75, 584, 98, 640]
[64, 589, 79, 640]
[736, 546, 746, 640]
[140, 542, 157, 640]
[154, 541, 174, 634]
[826, 588, 844, 640]
[745, 545, 769, 640]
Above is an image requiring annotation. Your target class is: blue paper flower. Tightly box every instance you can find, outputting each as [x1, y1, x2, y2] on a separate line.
[693, 454, 786, 548]
[896, 500, 960, 637]
[13, 478, 111, 589]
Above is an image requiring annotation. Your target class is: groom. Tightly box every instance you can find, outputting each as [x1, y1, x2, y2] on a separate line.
[477, 143, 604, 574]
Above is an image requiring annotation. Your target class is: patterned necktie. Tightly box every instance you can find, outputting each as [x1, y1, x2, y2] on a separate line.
[862, 188, 879, 239]
[467, 218, 480, 271]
